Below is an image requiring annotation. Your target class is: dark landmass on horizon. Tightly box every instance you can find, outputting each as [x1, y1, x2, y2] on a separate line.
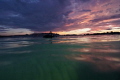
[0, 32, 120, 38]
[0, 32, 59, 38]
[62, 32, 120, 36]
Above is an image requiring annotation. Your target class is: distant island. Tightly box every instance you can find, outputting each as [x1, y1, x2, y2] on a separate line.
[0, 31, 120, 38]
[63, 32, 120, 36]
[0, 31, 59, 38]
[84, 32, 120, 36]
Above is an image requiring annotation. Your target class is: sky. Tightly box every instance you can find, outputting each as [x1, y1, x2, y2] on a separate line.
[0, 0, 120, 35]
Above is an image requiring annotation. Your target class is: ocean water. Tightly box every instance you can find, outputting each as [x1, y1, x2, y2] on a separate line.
[0, 35, 120, 80]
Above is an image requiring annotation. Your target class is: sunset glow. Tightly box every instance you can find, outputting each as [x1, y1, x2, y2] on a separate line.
[0, 0, 120, 35]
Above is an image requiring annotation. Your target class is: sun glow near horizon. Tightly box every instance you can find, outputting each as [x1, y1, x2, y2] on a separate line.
[56, 28, 91, 35]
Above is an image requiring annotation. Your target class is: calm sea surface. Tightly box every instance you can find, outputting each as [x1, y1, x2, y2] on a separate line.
[0, 35, 120, 80]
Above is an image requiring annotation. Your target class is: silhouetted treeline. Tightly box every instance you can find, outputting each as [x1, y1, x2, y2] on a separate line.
[0, 32, 120, 38]
[63, 34, 78, 36]
[62, 32, 120, 36]
[84, 32, 120, 35]
[0, 33, 59, 38]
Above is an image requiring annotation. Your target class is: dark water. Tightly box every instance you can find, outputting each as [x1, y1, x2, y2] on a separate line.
[0, 35, 120, 80]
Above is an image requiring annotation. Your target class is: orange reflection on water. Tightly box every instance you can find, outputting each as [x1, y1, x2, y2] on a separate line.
[66, 35, 120, 72]
[70, 40, 120, 53]
[73, 48, 120, 53]
[66, 54, 120, 72]
[54, 35, 120, 44]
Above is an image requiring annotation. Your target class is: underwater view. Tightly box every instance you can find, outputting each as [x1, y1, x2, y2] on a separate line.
[0, 35, 120, 80]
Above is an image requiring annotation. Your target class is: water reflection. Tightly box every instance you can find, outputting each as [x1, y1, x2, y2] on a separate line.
[66, 40, 120, 72]
[54, 35, 120, 44]
[0, 38, 34, 49]
[0, 35, 120, 49]
[72, 47, 120, 53]
[70, 40, 120, 53]
[0, 35, 120, 80]
[66, 54, 120, 72]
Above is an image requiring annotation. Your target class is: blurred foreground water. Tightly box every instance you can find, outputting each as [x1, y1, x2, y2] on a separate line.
[0, 35, 120, 80]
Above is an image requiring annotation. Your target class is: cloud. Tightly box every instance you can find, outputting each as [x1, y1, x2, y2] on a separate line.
[90, 14, 120, 22]
[0, 0, 71, 32]
[0, 27, 9, 34]
[0, 0, 120, 34]
[79, 9, 91, 12]
[75, 0, 91, 2]
[0, 29, 8, 32]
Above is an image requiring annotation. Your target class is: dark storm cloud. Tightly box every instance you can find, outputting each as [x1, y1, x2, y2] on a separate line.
[0, 0, 71, 32]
